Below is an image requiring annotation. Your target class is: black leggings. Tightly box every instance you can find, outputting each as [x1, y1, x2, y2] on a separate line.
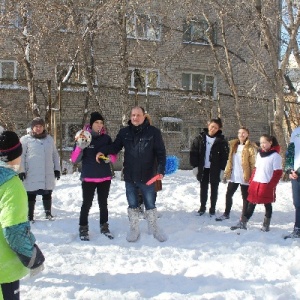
[79, 180, 111, 226]
[244, 203, 273, 220]
[1, 280, 20, 300]
[225, 182, 249, 216]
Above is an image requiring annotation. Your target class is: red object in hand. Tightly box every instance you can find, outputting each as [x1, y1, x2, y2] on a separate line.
[146, 174, 160, 185]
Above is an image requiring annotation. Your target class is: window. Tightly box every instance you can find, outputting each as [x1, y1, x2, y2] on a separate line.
[127, 14, 161, 40]
[56, 63, 87, 85]
[161, 117, 182, 133]
[65, 123, 82, 147]
[128, 68, 159, 93]
[0, 1, 20, 28]
[183, 19, 216, 45]
[182, 73, 215, 97]
[0, 60, 17, 80]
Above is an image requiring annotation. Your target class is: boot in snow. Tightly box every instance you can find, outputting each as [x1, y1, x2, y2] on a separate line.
[126, 208, 140, 242]
[100, 222, 114, 239]
[79, 225, 89, 241]
[230, 216, 248, 231]
[43, 198, 54, 220]
[261, 217, 271, 232]
[145, 208, 167, 242]
[284, 227, 300, 239]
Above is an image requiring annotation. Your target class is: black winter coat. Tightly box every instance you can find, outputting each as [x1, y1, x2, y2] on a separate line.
[190, 128, 229, 183]
[73, 131, 113, 180]
[101, 118, 166, 183]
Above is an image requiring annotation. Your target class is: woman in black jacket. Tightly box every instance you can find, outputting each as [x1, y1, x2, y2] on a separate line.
[190, 118, 229, 216]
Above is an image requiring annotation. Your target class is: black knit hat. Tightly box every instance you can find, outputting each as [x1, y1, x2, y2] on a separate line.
[90, 112, 104, 127]
[31, 117, 45, 129]
[0, 128, 22, 162]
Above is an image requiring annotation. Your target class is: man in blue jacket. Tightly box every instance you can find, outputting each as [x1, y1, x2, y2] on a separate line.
[97, 106, 167, 242]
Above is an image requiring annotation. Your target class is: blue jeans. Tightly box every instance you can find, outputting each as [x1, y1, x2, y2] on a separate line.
[125, 181, 156, 210]
[291, 178, 300, 228]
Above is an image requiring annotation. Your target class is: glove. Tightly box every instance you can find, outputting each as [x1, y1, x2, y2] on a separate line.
[98, 155, 111, 163]
[29, 244, 45, 277]
[192, 167, 198, 177]
[220, 170, 224, 182]
[54, 170, 60, 180]
[19, 172, 26, 181]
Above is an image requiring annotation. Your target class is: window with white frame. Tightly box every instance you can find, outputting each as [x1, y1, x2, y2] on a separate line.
[182, 73, 215, 97]
[128, 68, 159, 93]
[161, 117, 182, 133]
[0, 60, 17, 80]
[127, 14, 161, 41]
[0, 0, 20, 28]
[183, 19, 216, 45]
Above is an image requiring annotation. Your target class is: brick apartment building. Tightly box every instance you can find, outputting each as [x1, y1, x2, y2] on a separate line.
[0, 1, 277, 170]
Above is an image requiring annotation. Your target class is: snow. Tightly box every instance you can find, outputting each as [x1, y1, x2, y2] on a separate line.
[21, 170, 300, 300]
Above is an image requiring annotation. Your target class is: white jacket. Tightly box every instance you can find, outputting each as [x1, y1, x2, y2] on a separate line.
[20, 134, 60, 191]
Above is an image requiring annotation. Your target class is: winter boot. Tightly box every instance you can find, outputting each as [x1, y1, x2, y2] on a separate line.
[261, 217, 271, 232]
[126, 208, 140, 242]
[216, 213, 230, 221]
[28, 200, 36, 222]
[100, 222, 114, 239]
[79, 225, 89, 241]
[230, 216, 248, 231]
[197, 206, 206, 216]
[284, 227, 300, 239]
[145, 208, 167, 242]
[43, 197, 54, 220]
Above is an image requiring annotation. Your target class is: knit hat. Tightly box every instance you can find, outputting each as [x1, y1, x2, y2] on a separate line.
[31, 117, 45, 129]
[0, 127, 22, 162]
[90, 112, 104, 127]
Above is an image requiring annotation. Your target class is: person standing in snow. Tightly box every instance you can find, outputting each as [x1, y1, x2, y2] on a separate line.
[284, 126, 300, 238]
[190, 118, 229, 216]
[0, 128, 45, 300]
[216, 127, 257, 221]
[231, 134, 282, 232]
[96, 106, 167, 242]
[71, 112, 117, 241]
[19, 117, 61, 222]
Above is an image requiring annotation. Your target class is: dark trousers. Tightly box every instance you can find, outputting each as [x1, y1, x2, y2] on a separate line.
[27, 191, 52, 220]
[1, 280, 20, 300]
[200, 168, 220, 213]
[225, 182, 249, 216]
[291, 178, 300, 228]
[79, 180, 111, 226]
[244, 203, 273, 220]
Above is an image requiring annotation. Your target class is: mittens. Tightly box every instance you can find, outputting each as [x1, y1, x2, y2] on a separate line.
[54, 170, 60, 180]
[19, 172, 26, 181]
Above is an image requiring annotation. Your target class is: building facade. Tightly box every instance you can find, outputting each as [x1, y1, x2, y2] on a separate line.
[0, 1, 277, 170]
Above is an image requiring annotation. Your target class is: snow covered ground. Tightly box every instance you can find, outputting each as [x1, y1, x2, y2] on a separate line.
[21, 170, 300, 300]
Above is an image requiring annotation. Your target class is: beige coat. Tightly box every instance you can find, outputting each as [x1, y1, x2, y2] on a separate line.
[224, 139, 256, 183]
